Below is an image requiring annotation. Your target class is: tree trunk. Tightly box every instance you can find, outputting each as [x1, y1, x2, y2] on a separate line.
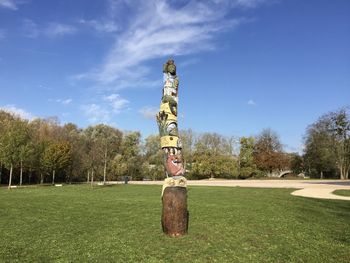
[103, 160, 107, 185]
[320, 171, 324, 179]
[29, 170, 32, 185]
[40, 173, 43, 184]
[91, 169, 94, 187]
[161, 187, 189, 237]
[0, 163, 2, 185]
[339, 164, 345, 180]
[87, 171, 90, 183]
[52, 170, 55, 185]
[103, 149, 107, 184]
[20, 160, 23, 186]
[8, 164, 13, 190]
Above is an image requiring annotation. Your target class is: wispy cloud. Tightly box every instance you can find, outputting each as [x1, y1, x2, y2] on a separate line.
[103, 93, 129, 113]
[79, 19, 119, 33]
[75, 0, 269, 89]
[45, 23, 77, 38]
[78, 0, 126, 34]
[0, 104, 35, 120]
[138, 106, 158, 119]
[247, 99, 257, 106]
[22, 19, 77, 38]
[81, 93, 129, 124]
[0, 0, 18, 10]
[56, 98, 73, 105]
[81, 103, 110, 124]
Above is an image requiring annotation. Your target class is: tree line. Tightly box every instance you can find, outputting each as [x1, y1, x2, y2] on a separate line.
[0, 107, 349, 187]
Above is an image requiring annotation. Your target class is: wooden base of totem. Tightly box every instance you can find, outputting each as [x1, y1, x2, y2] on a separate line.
[161, 186, 189, 237]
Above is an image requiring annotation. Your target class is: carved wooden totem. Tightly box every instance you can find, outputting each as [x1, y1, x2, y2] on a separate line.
[157, 59, 188, 236]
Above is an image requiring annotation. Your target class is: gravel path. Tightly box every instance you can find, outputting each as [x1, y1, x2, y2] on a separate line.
[129, 179, 350, 201]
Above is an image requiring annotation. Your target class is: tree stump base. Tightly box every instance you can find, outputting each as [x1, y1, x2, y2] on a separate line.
[161, 186, 189, 237]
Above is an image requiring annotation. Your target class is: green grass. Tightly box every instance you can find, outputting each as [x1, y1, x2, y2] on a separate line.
[333, 189, 350, 197]
[0, 185, 349, 262]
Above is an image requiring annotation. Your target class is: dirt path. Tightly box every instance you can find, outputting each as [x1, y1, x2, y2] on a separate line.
[130, 179, 350, 201]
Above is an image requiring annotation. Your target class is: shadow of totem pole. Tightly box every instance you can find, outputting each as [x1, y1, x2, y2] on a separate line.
[156, 59, 189, 236]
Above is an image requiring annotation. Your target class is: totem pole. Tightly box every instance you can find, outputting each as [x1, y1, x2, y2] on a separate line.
[157, 59, 189, 236]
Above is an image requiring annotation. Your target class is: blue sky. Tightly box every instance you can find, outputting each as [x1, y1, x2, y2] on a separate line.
[0, 0, 349, 152]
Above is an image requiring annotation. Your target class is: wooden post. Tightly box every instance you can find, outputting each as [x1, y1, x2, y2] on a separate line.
[162, 186, 189, 236]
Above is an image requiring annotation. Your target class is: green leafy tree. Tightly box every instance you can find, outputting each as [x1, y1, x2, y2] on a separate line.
[42, 141, 72, 184]
[28, 118, 63, 183]
[239, 137, 259, 178]
[119, 132, 142, 180]
[304, 108, 349, 179]
[179, 129, 197, 171]
[143, 134, 164, 180]
[329, 109, 350, 179]
[0, 111, 15, 185]
[0, 116, 29, 189]
[290, 153, 304, 175]
[191, 133, 239, 179]
[84, 125, 122, 184]
[19, 142, 34, 185]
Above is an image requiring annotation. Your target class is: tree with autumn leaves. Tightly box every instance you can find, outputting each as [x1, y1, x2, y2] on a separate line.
[253, 129, 290, 176]
[0, 106, 348, 184]
[41, 141, 72, 184]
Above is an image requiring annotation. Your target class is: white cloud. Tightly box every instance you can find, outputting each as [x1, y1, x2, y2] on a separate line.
[76, 0, 269, 89]
[0, 104, 35, 120]
[56, 98, 73, 105]
[81, 104, 110, 124]
[62, 99, 72, 105]
[79, 19, 119, 33]
[45, 23, 77, 38]
[0, 0, 17, 10]
[247, 99, 257, 106]
[103, 93, 129, 113]
[213, 0, 269, 8]
[138, 106, 158, 119]
[22, 20, 77, 38]
[81, 93, 129, 124]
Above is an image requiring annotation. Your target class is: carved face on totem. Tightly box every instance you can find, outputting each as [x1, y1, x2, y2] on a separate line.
[163, 59, 176, 75]
[166, 153, 185, 177]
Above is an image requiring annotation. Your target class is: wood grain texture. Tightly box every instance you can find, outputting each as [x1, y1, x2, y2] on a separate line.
[161, 186, 189, 236]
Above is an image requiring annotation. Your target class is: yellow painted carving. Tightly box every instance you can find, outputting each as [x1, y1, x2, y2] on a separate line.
[160, 103, 177, 121]
[160, 136, 178, 148]
[160, 102, 171, 113]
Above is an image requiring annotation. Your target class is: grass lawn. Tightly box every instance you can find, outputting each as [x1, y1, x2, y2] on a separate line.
[333, 189, 350, 197]
[0, 185, 349, 262]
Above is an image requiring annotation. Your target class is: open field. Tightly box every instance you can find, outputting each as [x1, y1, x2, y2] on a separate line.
[333, 190, 350, 197]
[0, 185, 349, 262]
[131, 179, 350, 200]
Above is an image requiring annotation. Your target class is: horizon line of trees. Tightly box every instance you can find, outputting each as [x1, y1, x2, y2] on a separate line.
[0, 107, 349, 188]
